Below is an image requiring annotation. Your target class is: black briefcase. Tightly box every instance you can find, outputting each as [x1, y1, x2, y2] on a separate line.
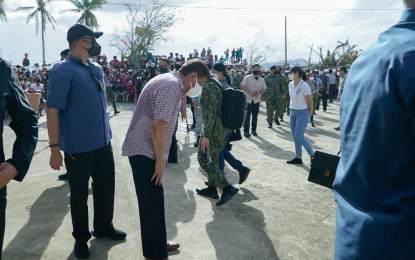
[308, 151, 341, 189]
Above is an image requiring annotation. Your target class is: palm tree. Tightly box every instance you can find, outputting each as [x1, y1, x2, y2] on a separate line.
[14, 0, 57, 66]
[62, 0, 107, 30]
[0, 0, 7, 22]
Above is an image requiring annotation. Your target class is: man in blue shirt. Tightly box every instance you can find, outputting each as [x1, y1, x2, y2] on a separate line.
[333, 2, 415, 259]
[316, 68, 329, 111]
[46, 24, 126, 259]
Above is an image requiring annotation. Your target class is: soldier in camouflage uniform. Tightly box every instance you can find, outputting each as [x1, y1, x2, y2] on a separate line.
[279, 67, 290, 119]
[196, 78, 239, 206]
[264, 65, 284, 127]
[232, 70, 244, 89]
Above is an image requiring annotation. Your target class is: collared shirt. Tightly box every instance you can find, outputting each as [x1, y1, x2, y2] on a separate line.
[241, 74, 267, 103]
[122, 71, 184, 161]
[46, 53, 111, 153]
[327, 73, 336, 84]
[333, 8, 415, 259]
[288, 80, 311, 110]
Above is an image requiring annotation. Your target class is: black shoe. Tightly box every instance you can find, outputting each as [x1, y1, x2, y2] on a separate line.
[238, 167, 251, 185]
[274, 119, 280, 125]
[74, 241, 89, 259]
[216, 185, 239, 206]
[251, 131, 257, 136]
[334, 126, 340, 131]
[58, 173, 69, 180]
[286, 157, 303, 164]
[244, 132, 251, 138]
[193, 136, 200, 147]
[196, 186, 219, 199]
[114, 110, 120, 115]
[268, 124, 272, 128]
[280, 117, 284, 122]
[92, 228, 127, 240]
[311, 123, 316, 127]
[225, 143, 232, 151]
[190, 124, 196, 130]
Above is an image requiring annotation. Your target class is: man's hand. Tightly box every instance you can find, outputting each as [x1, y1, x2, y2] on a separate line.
[200, 137, 210, 153]
[50, 149, 63, 170]
[151, 160, 165, 185]
[180, 110, 186, 121]
[0, 162, 18, 189]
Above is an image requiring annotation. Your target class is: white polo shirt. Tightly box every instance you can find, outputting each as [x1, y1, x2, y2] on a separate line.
[289, 79, 312, 110]
[241, 74, 267, 104]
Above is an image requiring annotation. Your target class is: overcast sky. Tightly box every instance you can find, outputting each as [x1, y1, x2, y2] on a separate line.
[0, 0, 405, 66]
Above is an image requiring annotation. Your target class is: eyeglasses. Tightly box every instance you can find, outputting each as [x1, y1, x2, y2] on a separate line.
[80, 38, 93, 46]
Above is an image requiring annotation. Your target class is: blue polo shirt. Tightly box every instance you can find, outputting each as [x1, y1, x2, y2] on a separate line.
[47, 53, 111, 153]
[333, 9, 415, 259]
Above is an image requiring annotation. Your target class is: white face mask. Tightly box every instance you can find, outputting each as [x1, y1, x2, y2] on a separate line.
[319, 70, 324, 75]
[288, 74, 294, 81]
[309, 77, 315, 81]
[337, 72, 341, 77]
[186, 76, 203, 98]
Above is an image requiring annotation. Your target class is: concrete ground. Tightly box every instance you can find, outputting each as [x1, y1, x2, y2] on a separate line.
[2, 100, 341, 260]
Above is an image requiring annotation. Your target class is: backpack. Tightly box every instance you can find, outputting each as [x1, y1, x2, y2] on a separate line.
[208, 78, 246, 129]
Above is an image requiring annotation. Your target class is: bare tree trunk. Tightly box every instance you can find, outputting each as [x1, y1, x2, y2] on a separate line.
[42, 16, 46, 66]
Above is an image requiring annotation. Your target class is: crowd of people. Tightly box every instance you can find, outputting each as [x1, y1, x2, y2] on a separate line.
[3, 2, 415, 258]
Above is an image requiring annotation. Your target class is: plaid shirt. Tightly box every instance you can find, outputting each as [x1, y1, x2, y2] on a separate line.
[122, 71, 184, 161]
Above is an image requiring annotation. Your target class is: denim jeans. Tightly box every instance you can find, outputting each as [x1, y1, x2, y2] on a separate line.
[219, 130, 243, 172]
[290, 109, 314, 158]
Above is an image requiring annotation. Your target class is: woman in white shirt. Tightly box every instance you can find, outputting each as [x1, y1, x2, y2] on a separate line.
[287, 66, 315, 165]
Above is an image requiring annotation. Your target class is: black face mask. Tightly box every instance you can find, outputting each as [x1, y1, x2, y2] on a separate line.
[253, 71, 260, 75]
[87, 42, 101, 57]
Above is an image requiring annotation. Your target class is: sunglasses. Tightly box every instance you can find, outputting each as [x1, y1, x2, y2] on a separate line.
[91, 68, 104, 92]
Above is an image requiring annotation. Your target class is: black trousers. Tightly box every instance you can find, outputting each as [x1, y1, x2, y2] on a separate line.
[168, 120, 178, 163]
[64, 144, 115, 242]
[128, 155, 167, 259]
[0, 197, 6, 259]
[244, 101, 260, 133]
[317, 91, 328, 111]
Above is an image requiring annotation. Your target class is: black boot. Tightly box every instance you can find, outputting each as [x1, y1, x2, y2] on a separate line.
[287, 157, 303, 164]
[194, 136, 200, 147]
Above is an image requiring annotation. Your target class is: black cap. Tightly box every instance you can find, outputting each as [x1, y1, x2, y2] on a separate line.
[270, 65, 277, 70]
[67, 24, 103, 43]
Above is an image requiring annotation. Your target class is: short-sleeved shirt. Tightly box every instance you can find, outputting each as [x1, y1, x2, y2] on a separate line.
[46, 53, 111, 153]
[29, 83, 43, 92]
[333, 8, 415, 259]
[288, 80, 311, 110]
[122, 71, 184, 161]
[327, 73, 336, 84]
[241, 74, 267, 103]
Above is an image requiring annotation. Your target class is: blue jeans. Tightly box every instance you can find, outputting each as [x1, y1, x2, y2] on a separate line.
[219, 130, 243, 172]
[290, 109, 314, 158]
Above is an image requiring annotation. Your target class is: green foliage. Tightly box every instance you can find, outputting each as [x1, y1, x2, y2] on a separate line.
[62, 0, 107, 29]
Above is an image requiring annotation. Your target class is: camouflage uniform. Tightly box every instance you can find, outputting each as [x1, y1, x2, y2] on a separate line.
[232, 74, 244, 89]
[197, 80, 229, 189]
[280, 74, 290, 117]
[264, 74, 284, 125]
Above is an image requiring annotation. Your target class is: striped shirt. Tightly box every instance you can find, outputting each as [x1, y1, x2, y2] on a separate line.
[122, 71, 184, 161]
